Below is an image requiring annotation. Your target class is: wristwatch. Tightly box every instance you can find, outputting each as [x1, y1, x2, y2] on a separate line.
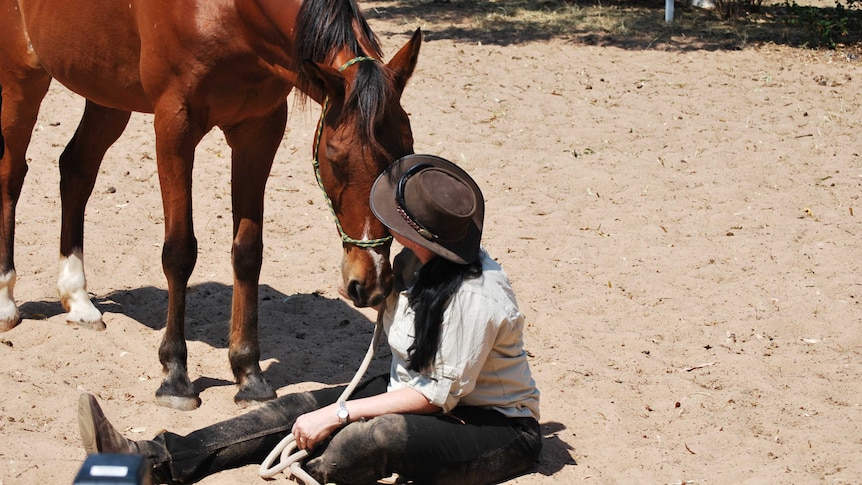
[336, 401, 350, 426]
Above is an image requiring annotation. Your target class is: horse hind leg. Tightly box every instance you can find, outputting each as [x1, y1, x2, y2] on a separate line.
[0, 70, 52, 331]
[57, 100, 131, 330]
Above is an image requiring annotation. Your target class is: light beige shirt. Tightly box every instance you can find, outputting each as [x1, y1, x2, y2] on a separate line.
[382, 248, 540, 420]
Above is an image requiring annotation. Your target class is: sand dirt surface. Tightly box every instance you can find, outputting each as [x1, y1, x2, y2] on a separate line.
[1, 2, 860, 484]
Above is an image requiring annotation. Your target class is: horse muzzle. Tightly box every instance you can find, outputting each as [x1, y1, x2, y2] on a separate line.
[340, 247, 393, 308]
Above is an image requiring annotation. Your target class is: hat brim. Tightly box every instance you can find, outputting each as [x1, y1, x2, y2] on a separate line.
[371, 154, 484, 264]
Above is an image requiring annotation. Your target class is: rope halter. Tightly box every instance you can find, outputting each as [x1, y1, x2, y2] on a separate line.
[312, 56, 393, 249]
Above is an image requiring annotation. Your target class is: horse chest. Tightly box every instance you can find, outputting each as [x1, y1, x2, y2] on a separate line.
[198, 70, 293, 124]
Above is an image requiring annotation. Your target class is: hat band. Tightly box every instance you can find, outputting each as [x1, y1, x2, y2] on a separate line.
[395, 163, 439, 241]
[395, 204, 438, 241]
[395, 203, 469, 244]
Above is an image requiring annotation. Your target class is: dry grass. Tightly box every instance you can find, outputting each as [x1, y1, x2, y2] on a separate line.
[368, 0, 862, 53]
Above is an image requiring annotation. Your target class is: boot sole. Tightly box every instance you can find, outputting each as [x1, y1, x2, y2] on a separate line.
[78, 393, 99, 455]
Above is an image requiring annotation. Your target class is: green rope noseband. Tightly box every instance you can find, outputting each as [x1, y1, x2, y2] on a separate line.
[312, 56, 392, 249]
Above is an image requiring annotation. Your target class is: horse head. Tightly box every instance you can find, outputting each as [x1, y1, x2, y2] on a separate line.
[302, 30, 421, 308]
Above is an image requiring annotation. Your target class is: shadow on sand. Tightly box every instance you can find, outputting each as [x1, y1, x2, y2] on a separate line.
[19, 282, 390, 391]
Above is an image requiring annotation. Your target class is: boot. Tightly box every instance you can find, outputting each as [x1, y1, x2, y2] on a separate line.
[78, 393, 139, 455]
[78, 393, 174, 483]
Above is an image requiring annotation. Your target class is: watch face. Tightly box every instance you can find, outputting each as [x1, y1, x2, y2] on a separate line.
[337, 409, 349, 418]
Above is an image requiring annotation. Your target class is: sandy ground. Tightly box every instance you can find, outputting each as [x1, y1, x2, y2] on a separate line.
[1, 2, 861, 484]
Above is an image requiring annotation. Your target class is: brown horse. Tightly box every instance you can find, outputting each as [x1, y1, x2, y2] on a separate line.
[0, 0, 420, 410]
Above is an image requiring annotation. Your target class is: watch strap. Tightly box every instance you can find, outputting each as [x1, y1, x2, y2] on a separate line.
[336, 400, 350, 425]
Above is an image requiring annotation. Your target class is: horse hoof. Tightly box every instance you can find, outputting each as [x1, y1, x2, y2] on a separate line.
[234, 379, 276, 405]
[64, 302, 105, 330]
[233, 399, 268, 410]
[0, 318, 20, 332]
[67, 317, 107, 331]
[156, 380, 201, 411]
[0, 306, 21, 332]
[155, 394, 202, 411]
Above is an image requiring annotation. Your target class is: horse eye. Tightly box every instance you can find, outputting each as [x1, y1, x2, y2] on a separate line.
[324, 146, 350, 181]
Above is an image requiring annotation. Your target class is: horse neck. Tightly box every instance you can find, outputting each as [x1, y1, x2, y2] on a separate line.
[236, 0, 375, 105]
[234, 0, 304, 76]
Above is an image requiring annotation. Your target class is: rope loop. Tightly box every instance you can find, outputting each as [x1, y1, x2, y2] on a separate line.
[259, 308, 385, 484]
[259, 439, 312, 481]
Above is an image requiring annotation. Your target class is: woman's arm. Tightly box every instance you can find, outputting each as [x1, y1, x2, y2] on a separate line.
[291, 386, 440, 450]
[343, 386, 441, 420]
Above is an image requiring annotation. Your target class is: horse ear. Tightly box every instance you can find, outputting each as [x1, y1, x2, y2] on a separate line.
[302, 60, 346, 102]
[387, 29, 422, 97]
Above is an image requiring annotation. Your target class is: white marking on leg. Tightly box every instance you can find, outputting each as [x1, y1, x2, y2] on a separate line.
[58, 249, 103, 326]
[0, 270, 20, 329]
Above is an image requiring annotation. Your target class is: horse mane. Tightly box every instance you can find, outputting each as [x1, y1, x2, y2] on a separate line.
[294, 0, 391, 158]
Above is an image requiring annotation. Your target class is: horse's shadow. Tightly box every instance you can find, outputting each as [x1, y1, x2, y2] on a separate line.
[18, 282, 390, 392]
[21, 287, 578, 477]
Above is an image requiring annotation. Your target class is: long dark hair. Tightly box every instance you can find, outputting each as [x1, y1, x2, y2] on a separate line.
[407, 256, 483, 372]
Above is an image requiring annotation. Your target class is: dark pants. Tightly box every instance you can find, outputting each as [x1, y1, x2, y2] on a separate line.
[143, 374, 542, 484]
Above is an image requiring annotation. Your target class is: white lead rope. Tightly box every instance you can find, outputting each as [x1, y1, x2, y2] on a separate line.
[259, 307, 385, 482]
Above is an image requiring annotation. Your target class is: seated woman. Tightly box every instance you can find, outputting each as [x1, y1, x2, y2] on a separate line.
[78, 154, 542, 485]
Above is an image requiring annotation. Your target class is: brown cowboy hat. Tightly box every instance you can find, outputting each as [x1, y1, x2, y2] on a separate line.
[370, 154, 484, 264]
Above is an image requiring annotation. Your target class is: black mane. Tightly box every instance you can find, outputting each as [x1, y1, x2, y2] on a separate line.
[294, 0, 392, 156]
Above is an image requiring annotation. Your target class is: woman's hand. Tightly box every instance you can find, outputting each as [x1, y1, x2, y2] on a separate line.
[291, 388, 439, 451]
[291, 404, 341, 451]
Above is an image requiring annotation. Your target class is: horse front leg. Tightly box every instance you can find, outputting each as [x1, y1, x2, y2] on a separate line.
[222, 104, 285, 404]
[58, 101, 132, 330]
[152, 104, 204, 410]
[0, 69, 51, 330]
